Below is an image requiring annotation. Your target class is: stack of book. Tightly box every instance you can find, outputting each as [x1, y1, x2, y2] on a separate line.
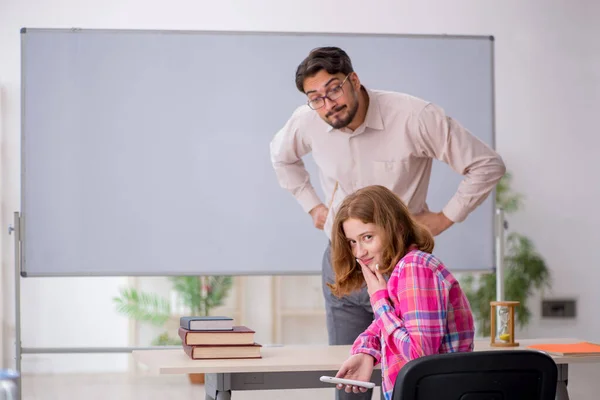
[178, 316, 262, 360]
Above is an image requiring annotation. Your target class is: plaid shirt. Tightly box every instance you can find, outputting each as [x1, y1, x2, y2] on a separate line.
[351, 249, 475, 400]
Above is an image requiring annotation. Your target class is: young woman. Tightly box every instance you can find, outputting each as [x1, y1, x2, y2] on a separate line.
[328, 185, 475, 400]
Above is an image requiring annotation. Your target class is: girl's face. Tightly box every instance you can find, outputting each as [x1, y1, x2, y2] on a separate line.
[342, 218, 385, 273]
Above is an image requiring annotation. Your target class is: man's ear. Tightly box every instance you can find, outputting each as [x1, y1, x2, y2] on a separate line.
[349, 72, 361, 90]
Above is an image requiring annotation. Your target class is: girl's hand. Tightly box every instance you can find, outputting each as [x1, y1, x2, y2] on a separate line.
[335, 353, 375, 394]
[357, 259, 387, 297]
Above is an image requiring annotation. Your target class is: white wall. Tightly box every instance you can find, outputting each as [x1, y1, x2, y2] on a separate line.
[0, 88, 5, 366]
[1, 0, 599, 395]
[17, 277, 130, 373]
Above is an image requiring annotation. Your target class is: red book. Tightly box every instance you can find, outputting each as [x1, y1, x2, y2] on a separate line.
[178, 326, 255, 346]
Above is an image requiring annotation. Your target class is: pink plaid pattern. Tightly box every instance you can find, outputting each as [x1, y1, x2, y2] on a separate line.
[351, 249, 475, 400]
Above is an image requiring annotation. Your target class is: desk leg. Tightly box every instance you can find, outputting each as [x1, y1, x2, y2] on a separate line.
[556, 364, 569, 400]
[204, 373, 232, 400]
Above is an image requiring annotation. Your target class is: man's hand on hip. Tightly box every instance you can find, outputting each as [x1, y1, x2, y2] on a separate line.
[413, 210, 454, 236]
[309, 204, 328, 230]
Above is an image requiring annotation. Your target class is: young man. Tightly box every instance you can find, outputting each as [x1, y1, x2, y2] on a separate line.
[269, 47, 505, 400]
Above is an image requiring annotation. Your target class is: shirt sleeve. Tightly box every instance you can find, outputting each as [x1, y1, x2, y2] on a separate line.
[269, 108, 322, 213]
[414, 103, 506, 223]
[350, 318, 382, 365]
[370, 261, 449, 361]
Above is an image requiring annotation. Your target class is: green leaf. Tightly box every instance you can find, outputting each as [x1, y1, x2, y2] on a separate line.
[169, 276, 204, 315]
[112, 287, 171, 326]
[463, 170, 551, 336]
[151, 331, 182, 346]
[206, 276, 233, 308]
[495, 172, 523, 214]
[113, 274, 234, 333]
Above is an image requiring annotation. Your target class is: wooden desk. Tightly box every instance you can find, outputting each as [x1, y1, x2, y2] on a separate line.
[132, 338, 600, 400]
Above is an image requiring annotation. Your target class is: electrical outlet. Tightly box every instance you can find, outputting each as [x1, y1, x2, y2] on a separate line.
[541, 299, 576, 318]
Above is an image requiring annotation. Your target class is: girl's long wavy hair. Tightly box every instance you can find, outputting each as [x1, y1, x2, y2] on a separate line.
[328, 185, 435, 297]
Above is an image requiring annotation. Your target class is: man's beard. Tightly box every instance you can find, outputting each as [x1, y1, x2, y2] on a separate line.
[325, 89, 359, 129]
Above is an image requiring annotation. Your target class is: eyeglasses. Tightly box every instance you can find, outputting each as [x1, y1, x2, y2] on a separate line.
[307, 74, 350, 110]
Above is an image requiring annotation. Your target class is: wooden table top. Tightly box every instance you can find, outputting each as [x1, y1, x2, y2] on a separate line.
[132, 338, 600, 375]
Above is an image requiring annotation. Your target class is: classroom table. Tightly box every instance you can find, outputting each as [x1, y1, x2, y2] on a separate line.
[132, 338, 600, 400]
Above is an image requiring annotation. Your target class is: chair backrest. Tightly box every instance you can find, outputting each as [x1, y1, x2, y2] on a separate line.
[392, 350, 557, 400]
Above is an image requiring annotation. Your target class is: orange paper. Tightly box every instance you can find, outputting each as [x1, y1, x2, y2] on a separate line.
[527, 342, 600, 356]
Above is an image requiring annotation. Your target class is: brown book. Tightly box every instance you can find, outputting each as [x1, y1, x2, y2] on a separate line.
[178, 326, 255, 346]
[182, 343, 262, 360]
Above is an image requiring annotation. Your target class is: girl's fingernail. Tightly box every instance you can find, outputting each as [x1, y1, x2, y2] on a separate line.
[375, 264, 379, 270]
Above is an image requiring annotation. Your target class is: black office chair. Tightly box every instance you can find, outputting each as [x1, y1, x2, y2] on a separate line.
[392, 350, 558, 400]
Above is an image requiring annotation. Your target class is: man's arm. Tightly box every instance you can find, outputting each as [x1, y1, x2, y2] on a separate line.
[414, 102, 506, 224]
[269, 111, 322, 214]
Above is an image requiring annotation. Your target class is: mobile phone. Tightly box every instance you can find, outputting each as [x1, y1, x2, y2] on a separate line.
[319, 375, 376, 389]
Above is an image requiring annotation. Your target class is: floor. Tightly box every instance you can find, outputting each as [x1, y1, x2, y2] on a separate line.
[18, 366, 599, 400]
[21, 372, 383, 400]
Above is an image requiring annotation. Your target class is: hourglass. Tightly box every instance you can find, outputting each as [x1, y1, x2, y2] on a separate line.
[490, 301, 520, 347]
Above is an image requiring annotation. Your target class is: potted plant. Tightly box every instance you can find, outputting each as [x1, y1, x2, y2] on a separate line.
[113, 275, 234, 383]
[462, 172, 552, 336]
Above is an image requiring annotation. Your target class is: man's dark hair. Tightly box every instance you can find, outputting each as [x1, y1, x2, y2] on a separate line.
[295, 47, 354, 93]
